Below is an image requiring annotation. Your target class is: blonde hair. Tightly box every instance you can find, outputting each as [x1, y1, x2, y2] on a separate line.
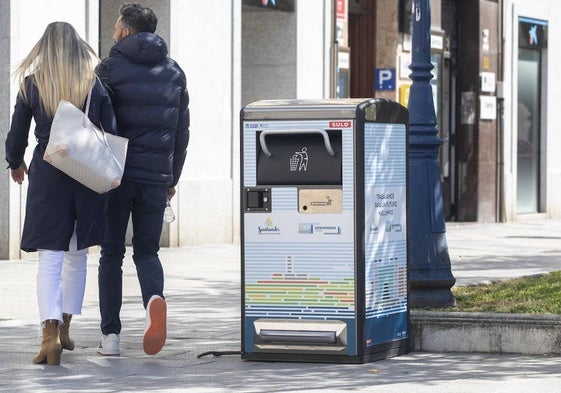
[13, 22, 99, 117]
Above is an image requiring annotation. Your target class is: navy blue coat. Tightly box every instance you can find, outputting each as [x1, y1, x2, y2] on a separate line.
[5, 78, 118, 252]
[96, 32, 189, 187]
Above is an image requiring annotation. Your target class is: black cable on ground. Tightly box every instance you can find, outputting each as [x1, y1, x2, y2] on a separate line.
[197, 350, 242, 358]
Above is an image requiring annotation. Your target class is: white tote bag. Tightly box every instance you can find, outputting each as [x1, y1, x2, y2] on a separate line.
[44, 87, 128, 194]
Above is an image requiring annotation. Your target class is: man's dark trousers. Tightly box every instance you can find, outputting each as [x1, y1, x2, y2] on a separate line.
[98, 179, 168, 335]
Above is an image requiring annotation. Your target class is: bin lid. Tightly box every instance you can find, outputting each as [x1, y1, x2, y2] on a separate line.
[242, 98, 377, 120]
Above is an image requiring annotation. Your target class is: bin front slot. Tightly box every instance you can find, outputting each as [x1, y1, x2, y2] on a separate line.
[259, 329, 337, 344]
[253, 319, 348, 353]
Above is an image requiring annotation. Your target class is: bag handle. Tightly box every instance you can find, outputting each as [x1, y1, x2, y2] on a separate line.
[83, 81, 94, 128]
[83, 78, 109, 144]
[83, 79, 125, 172]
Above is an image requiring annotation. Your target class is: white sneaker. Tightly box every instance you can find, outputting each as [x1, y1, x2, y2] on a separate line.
[97, 333, 120, 356]
[143, 295, 167, 355]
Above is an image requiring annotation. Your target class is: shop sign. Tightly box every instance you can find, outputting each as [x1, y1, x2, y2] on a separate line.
[518, 17, 547, 49]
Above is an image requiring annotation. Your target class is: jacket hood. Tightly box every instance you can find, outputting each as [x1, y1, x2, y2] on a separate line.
[110, 32, 168, 64]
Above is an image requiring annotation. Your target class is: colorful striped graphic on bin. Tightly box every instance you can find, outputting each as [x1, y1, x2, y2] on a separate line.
[244, 242, 355, 318]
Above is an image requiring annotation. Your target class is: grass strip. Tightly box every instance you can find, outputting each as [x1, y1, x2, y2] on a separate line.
[421, 271, 561, 314]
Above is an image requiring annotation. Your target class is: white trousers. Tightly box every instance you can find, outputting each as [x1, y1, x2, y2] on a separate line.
[37, 228, 88, 323]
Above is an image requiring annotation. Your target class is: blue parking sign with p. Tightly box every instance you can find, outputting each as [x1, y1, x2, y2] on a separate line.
[375, 68, 396, 91]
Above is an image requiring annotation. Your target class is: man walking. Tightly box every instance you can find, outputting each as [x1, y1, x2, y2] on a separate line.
[96, 3, 189, 356]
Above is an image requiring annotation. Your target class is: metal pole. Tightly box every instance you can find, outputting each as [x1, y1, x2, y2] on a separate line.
[407, 0, 456, 307]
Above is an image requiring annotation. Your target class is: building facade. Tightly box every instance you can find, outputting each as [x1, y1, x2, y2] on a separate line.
[344, 0, 561, 224]
[1, 0, 561, 259]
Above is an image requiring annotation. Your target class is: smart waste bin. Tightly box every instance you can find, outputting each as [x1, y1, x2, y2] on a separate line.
[240, 98, 409, 363]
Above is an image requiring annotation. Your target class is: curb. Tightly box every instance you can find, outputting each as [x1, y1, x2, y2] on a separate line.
[410, 310, 561, 355]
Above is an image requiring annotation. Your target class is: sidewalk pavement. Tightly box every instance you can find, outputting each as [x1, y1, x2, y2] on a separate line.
[1, 218, 561, 392]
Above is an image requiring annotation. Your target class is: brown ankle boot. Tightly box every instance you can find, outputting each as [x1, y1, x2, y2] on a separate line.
[59, 313, 75, 351]
[33, 320, 62, 365]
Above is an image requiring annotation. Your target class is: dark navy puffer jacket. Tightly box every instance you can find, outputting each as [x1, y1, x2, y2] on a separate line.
[96, 33, 189, 187]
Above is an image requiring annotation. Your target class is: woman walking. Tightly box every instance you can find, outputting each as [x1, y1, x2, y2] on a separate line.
[5, 22, 117, 365]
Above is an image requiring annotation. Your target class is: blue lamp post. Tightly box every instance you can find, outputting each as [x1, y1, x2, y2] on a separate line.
[407, 0, 456, 307]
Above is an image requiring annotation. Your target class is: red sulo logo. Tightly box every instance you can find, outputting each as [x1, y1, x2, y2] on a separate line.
[329, 121, 352, 128]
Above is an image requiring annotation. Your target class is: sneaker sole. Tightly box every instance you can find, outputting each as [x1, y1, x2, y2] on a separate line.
[143, 297, 167, 355]
[96, 348, 120, 356]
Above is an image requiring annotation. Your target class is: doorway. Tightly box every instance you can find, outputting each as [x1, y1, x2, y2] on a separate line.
[440, 0, 458, 220]
[516, 17, 547, 214]
[348, 0, 376, 98]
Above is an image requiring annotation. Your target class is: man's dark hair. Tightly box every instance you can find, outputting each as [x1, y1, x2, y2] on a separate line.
[119, 3, 158, 34]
